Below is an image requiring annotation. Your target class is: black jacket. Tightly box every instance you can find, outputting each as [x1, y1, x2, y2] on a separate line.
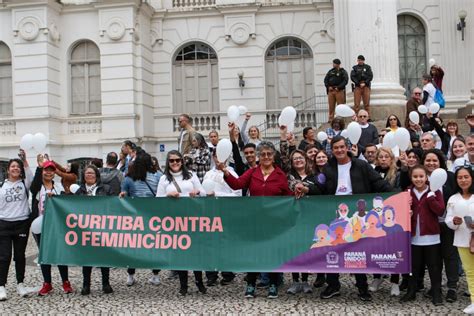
[323, 156, 393, 195]
[75, 183, 112, 196]
[324, 67, 349, 92]
[351, 64, 373, 88]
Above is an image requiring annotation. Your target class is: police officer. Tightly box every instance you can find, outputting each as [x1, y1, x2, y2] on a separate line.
[351, 55, 373, 116]
[324, 58, 348, 122]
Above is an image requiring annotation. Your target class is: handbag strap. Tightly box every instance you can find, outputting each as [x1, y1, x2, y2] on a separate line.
[171, 177, 182, 193]
[143, 180, 156, 196]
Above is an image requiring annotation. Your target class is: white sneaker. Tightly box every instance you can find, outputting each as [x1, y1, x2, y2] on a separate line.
[301, 282, 313, 294]
[17, 283, 35, 297]
[369, 278, 383, 292]
[148, 275, 161, 285]
[0, 286, 7, 301]
[464, 303, 474, 314]
[390, 283, 400, 296]
[126, 274, 136, 286]
[286, 282, 302, 294]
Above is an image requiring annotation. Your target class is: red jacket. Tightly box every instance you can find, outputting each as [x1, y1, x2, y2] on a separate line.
[410, 187, 445, 237]
[224, 165, 293, 196]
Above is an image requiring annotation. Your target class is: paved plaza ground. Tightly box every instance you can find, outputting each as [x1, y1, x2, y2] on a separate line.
[0, 241, 470, 314]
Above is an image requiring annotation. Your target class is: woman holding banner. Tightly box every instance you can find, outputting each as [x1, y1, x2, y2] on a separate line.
[220, 140, 292, 299]
[0, 150, 36, 301]
[30, 157, 72, 296]
[75, 165, 113, 295]
[156, 150, 207, 296]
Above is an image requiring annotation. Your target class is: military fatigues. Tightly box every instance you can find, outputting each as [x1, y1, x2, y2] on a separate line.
[350, 63, 373, 115]
[324, 67, 348, 121]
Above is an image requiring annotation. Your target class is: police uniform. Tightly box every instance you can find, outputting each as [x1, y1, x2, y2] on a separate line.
[350, 55, 373, 115]
[324, 58, 348, 121]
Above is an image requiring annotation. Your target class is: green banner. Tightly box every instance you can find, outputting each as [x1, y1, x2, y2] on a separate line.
[39, 193, 411, 273]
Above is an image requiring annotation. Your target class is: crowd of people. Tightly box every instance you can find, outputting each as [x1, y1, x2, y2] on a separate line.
[1, 61, 474, 313]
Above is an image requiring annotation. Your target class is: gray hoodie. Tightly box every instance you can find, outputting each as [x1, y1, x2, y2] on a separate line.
[99, 167, 123, 196]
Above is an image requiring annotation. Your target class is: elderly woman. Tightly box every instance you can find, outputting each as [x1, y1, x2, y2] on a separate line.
[75, 165, 113, 296]
[220, 141, 292, 299]
[156, 150, 206, 296]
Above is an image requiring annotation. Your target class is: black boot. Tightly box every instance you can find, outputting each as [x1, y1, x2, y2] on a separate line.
[400, 289, 416, 302]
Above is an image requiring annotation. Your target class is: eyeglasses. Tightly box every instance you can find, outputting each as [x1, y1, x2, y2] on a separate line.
[292, 156, 305, 161]
[358, 115, 367, 118]
[259, 152, 274, 158]
[168, 159, 182, 163]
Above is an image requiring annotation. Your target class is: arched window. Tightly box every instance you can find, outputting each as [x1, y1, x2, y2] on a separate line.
[265, 37, 313, 109]
[173, 42, 219, 114]
[70, 40, 101, 115]
[398, 14, 427, 96]
[0, 42, 13, 115]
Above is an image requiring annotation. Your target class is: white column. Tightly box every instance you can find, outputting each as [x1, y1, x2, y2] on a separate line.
[334, 0, 405, 117]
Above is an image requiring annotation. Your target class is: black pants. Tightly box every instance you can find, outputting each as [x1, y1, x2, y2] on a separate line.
[82, 267, 110, 287]
[205, 271, 235, 281]
[408, 244, 442, 294]
[440, 223, 459, 289]
[127, 268, 160, 275]
[292, 273, 309, 282]
[0, 219, 30, 286]
[34, 233, 69, 283]
[373, 274, 400, 284]
[246, 272, 279, 287]
[326, 273, 368, 291]
[178, 271, 203, 289]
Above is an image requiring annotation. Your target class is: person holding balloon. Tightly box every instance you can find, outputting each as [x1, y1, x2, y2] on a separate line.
[449, 137, 467, 171]
[421, 74, 437, 108]
[400, 165, 445, 305]
[30, 157, 72, 296]
[405, 87, 423, 128]
[0, 150, 37, 301]
[220, 141, 292, 299]
[240, 112, 262, 147]
[445, 166, 474, 314]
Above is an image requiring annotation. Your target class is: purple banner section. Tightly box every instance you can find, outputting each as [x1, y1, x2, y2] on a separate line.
[277, 231, 410, 274]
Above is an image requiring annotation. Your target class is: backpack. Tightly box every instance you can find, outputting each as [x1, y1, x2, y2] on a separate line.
[434, 89, 445, 108]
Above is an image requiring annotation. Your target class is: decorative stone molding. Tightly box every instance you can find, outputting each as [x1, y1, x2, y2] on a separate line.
[150, 19, 163, 46]
[104, 17, 126, 41]
[0, 121, 16, 136]
[48, 22, 61, 43]
[68, 119, 102, 134]
[224, 14, 255, 45]
[14, 16, 41, 41]
[322, 17, 335, 40]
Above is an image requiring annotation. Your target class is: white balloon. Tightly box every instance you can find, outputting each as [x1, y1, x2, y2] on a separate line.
[33, 133, 47, 152]
[238, 105, 248, 116]
[346, 122, 362, 144]
[429, 103, 440, 114]
[31, 215, 43, 234]
[340, 129, 348, 139]
[430, 168, 447, 192]
[69, 183, 80, 194]
[20, 134, 34, 150]
[429, 58, 436, 67]
[335, 104, 355, 118]
[216, 138, 232, 163]
[409, 111, 420, 124]
[202, 179, 215, 195]
[287, 121, 295, 133]
[279, 106, 297, 126]
[391, 145, 400, 158]
[418, 105, 428, 114]
[317, 131, 328, 142]
[383, 131, 396, 148]
[227, 105, 240, 122]
[394, 128, 411, 151]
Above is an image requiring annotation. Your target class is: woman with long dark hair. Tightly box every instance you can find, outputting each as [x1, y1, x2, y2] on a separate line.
[0, 150, 36, 301]
[184, 133, 211, 183]
[121, 151, 163, 287]
[156, 150, 206, 296]
[386, 114, 402, 133]
[446, 166, 474, 314]
[30, 156, 72, 296]
[51, 160, 79, 194]
[75, 165, 113, 296]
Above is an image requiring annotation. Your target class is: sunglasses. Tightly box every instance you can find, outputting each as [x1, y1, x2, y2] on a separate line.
[260, 152, 274, 158]
[389, 118, 397, 121]
[169, 159, 182, 163]
[358, 115, 367, 118]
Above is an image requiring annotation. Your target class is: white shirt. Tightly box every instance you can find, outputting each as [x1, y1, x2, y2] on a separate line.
[423, 82, 436, 107]
[156, 171, 206, 197]
[446, 193, 474, 248]
[411, 187, 440, 246]
[203, 167, 242, 197]
[336, 161, 352, 195]
[0, 168, 33, 222]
